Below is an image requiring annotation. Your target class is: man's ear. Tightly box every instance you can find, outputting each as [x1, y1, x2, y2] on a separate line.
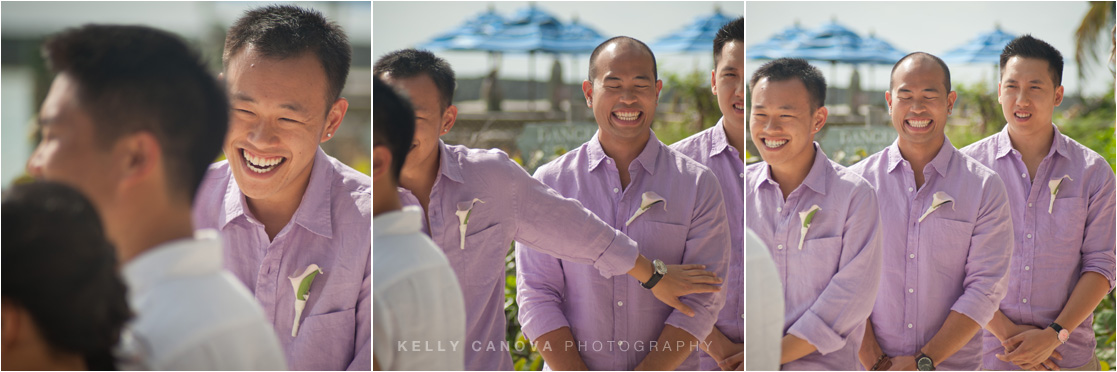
[655, 79, 663, 100]
[372, 146, 391, 183]
[582, 80, 593, 107]
[439, 105, 458, 137]
[116, 132, 161, 190]
[884, 90, 893, 113]
[946, 90, 958, 114]
[710, 69, 718, 96]
[812, 106, 829, 134]
[321, 97, 349, 143]
[1054, 85, 1064, 107]
[2, 300, 21, 351]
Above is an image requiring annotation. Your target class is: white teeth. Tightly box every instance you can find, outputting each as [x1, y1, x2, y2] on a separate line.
[242, 150, 284, 173]
[908, 119, 931, 128]
[1015, 112, 1032, 119]
[764, 139, 787, 148]
[614, 112, 639, 121]
[733, 103, 743, 110]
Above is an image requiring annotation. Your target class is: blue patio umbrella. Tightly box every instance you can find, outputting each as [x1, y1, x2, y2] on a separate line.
[859, 33, 906, 65]
[419, 7, 506, 51]
[941, 25, 1016, 64]
[784, 20, 907, 103]
[746, 22, 808, 60]
[651, 7, 739, 53]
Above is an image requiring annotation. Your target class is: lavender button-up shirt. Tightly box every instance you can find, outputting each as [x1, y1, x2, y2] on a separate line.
[670, 118, 744, 370]
[515, 131, 730, 371]
[849, 137, 1013, 370]
[961, 124, 1117, 370]
[397, 140, 640, 371]
[746, 143, 883, 370]
[193, 147, 371, 370]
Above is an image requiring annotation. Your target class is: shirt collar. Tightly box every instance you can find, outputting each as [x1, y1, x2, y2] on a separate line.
[993, 123, 1068, 160]
[122, 229, 223, 300]
[750, 142, 830, 196]
[885, 136, 955, 177]
[587, 129, 661, 175]
[373, 206, 424, 238]
[220, 147, 335, 239]
[708, 117, 735, 158]
[437, 140, 465, 184]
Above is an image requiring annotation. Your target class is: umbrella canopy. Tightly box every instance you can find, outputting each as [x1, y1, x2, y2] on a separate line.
[785, 20, 901, 65]
[544, 18, 607, 54]
[859, 33, 907, 65]
[650, 7, 738, 53]
[472, 4, 563, 53]
[419, 7, 506, 51]
[941, 25, 1016, 64]
[746, 22, 807, 60]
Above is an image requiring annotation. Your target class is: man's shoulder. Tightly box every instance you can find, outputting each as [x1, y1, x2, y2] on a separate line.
[1059, 132, 1114, 174]
[668, 126, 715, 156]
[374, 232, 455, 293]
[829, 160, 877, 195]
[323, 154, 372, 222]
[445, 143, 532, 178]
[952, 148, 1002, 184]
[958, 133, 999, 162]
[846, 148, 885, 176]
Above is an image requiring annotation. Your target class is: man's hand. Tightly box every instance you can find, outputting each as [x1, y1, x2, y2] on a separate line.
[998, 328, 1061, 370]
[886, 355, 915, 371]
[649, 264, 722, 317]
[717, 351, 743, 371]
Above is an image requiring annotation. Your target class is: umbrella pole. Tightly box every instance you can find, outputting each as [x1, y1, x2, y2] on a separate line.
[529, 50, 536, 112]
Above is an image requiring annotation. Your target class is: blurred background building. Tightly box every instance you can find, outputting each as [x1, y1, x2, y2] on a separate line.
[1, 1, 372, 188]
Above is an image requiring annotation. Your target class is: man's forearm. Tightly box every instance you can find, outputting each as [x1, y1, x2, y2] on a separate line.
[985, 310, 1017, 341]
[859, 319, 886, 370]
[779, 334, 818, 365]
[702, 326, 733, 360]
[1054, 272, 1111, 332]
[628, 254, 654, 283]
[920, 311, 981, 366]
[635, 325, 698, 371]
[535, 327, 589, 370]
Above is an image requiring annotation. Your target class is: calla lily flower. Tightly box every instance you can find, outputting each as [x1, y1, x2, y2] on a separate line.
[1049, 175, 1073, 214]
[626, 191, 667, 226]
[797, 205, 820, 250]
[289, 264, 323, 337]
[455, 198, 485, 250]
[918, 191, 954, 222]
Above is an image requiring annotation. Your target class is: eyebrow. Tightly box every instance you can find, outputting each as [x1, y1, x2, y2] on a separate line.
[1003, 78, 1046, 84]
[603, 75, 653, 82]
[231, 92, 306, 113]
[752, 104, 797, 110]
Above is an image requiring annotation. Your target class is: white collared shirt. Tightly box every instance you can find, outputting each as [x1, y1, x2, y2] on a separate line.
[745, 228, 783, 371]
[117, 230, 287, 370]
[373, 207, 465, 371]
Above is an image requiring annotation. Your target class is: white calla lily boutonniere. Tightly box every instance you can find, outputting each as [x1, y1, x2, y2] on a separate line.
[918, 191, 955, 222]
[797, 205, 821, 251]
[626, 191, 666, 226]
[1048, 175, 1073, 214]
[455, 198, 485, 250]
[288, 264, 323, 337]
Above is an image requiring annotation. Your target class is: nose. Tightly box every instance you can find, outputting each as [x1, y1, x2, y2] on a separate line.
[26, 145, 45, 179]
[619, 88, 638, 105]
[246, 119, 279, 145]
[1015, 92, 1032, 107]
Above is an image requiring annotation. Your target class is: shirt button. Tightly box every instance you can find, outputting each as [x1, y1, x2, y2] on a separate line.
[1025, 266, 1031, 271]
[617, 301, 624, 306]
[908, 187, 914, 192]
[613, 187, 619, 193]
[1027, 233, 1033, 239]
[777, 244, 784, 250]
[908, 288, 914, 293]
[777, 207, 783, 212]
[1022, 173, 1027, 178]
[1028, 203, 1033, 208]
[1022, 298, 1028, 303]
[909, 253, 915, 259]
[739, 173, 744, 178]
[606, 159, 612, 164]
[908, 323, 914, 328]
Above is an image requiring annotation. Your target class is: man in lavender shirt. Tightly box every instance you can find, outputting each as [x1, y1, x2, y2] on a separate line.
[374, 49, 723, 371]
[516, 36, 731, 371]
[192, 6, 370, 370]
[850, 52, 1014, 371]
[746, 58, 883, 370]
[670, 17, 744, 371]
[960, 36, 1116, 371]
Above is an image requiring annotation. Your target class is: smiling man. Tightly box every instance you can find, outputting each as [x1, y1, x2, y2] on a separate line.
[375, 48, 723, 371]
[745, 58, 882, 370]
[850, 52, 1014, 371]
[669, 17, 745, 371]
[960, 35, 1115, 371]
[515, 36, 730, 370]
[192, 5, 370, 370]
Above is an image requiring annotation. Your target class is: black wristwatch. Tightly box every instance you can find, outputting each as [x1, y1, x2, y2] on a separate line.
[641, 259, 667, 289]
[916, 353, 935, 371]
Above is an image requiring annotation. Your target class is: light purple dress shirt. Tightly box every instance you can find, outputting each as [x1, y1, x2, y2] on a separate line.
[397, 140, 641, 371]
[516, 130, 730, 371]
[849, 137, 1013, 370]
[193, 147, 371, 370]
[670, 118, 745, 371]
[746, 143, 883, 370]
[960, 124, 1117, 370]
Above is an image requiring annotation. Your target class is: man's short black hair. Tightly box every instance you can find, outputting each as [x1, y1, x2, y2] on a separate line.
[749, 58, 827, 111]
[889, 52, 952, 93]
[224, 5, 352, 106]
[43, 25, 227, 201]
[374, 49, 457, 112]
[1000, 34, 1064, 86]
[373, 77, 416, 182]
[588, 36, 658, 82]
[2, 181, 132, 370]
[714, 17, 744, 64]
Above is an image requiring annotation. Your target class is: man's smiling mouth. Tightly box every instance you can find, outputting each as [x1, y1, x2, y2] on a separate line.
[242, 149, 286, 173]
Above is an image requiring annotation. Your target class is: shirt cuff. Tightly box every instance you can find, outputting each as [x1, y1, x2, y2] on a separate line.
[664, 301, 717, 342]
[1081, 263, 1116, 293]
[951, 291, 1000, 327]
[786, 309, 846, 355]
[591, 233, 640, 278]
[519, 303, 571, 342]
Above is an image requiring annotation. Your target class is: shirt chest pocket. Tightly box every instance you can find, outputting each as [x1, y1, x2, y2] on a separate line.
[452, 223, 508, 290]
[1039, 197, 1088, 258]
[290, 308, 356, 370]
[793, 236, 843, 278]
[920, 217, 974, 277]
[629, 220, 689, 264]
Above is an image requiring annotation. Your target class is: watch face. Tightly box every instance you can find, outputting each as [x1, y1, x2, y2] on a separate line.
[917, 356, 934, 371]
[1058, 329, 1070, 343]
[653, 259, 667, 274]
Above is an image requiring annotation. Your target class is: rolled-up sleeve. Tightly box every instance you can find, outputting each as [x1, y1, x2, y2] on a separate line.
[508, 159, 639, 278]
[1081, 165, 1116, 291]
[787, 185, 882, 354]
[664, 170, 731, 341]
[951, 174, 1013, 327]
